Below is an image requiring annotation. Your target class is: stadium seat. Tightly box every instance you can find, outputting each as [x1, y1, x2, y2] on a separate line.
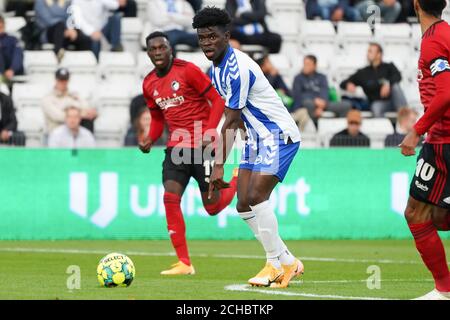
[374, 23, 413, 70]
[266, 8, 302, 40]
[68, 74, 97, 101]
[176, 51, 210, 72]
[121, 17, 144, 57]
[5, 16, 26, 38]
[94, 83, 133, 110]
[136, 0, 149, 18]
[16, 108, 45, 147]
[410, 23, 421, 52]
[360, 118, 394, 148]
[141, 22, 153, 50]
[24, 50, 58, 82]
[383, 44, 411, 71]
[94, 107, 130, 148]
[374, 23, 411, 44]
[60, 51, 97, 76]
[299, 20, 337, 69]
[137, 51, 154, 80]
[330, 54, 365, 85]
[99, 51, 136, 84]
[300, 20, 336, 45]
[337, 22, 373, 59]
[12, 83, 51, 110]
[202, 0, 226, 8]
[318, 118, 347, 147]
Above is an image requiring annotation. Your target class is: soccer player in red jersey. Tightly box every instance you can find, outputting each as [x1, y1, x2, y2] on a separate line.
[400, 0, 450, 300]
[139, 31, 238, 275]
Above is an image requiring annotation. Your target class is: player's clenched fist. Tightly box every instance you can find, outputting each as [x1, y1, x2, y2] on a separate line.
[208, 164, 230, 199]
[138, 137, 153, 153]
[399, 130, 420, 157]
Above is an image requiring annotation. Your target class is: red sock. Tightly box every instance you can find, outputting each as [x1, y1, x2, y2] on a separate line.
[204, 175, 238, 216]
[409, 221, 450, 292]
[163, 192, 190, 266]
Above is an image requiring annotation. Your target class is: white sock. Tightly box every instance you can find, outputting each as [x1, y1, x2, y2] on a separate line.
[238, 210, 261, 242]
[278, 242, 295, 265]
[250, 200, 285, 269]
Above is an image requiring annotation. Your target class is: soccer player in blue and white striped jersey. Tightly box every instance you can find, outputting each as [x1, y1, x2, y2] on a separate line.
[193, 7, 304, 288]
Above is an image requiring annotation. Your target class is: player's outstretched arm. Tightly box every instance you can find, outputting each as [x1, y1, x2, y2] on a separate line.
[139, 108, 164, 153]
[208, 108, 241, 199]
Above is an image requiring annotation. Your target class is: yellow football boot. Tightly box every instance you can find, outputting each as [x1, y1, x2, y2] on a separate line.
[160, 261, 195, 275]
[248, 262, 284, 287]
[270, 259, 304, 288]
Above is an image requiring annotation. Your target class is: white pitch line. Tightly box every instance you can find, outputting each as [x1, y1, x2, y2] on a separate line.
[290, 279, 433, 284]
[224, 284, 393, 300]
[0, 247, 447, 265]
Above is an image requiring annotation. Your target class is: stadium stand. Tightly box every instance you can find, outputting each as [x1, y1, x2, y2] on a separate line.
[0, 0, 430, 148]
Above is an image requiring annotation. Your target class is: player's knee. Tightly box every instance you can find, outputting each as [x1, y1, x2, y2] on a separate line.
[236, 200, 251, 213]
[404, 205, 416, 224]
[247, 191, 266, 207]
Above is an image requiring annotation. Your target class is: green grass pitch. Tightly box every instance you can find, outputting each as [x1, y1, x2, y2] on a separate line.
[0, 240, 447, 300]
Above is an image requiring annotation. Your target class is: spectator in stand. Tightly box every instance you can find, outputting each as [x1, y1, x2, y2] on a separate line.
[127, 94, 169, 146]
[41, 68, 97, 135]
[129, 93, 146, 126]
[34, 0, 92, 59]
[253, 53, 293, 109]
[146, 0, 198, 54]
[226, 0, 282, 53]
[330, 109, 370, 147]
[354, 0, 402, 23]
[124, 107, 150, 146]
[292, 55, 352, 128]
[48, 106, 96, 148]
[340, 43, 407, 118]
[306, 0, 359, 21]
[186, 0, 202, 12]
[385, 107, 420, 147]
[71, 0, 124, 59]
[0, 91, 25, 146]
[4, 0, 34, 17]
[117, 0, 138, 17]
[0, 15, 24, 83]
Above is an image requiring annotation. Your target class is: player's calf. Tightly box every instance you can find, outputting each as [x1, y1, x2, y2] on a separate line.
[432, 208, 450, 231]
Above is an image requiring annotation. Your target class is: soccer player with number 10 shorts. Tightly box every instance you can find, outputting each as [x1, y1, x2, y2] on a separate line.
[399, 0, 450, 300]
[140, 32, 238, 276]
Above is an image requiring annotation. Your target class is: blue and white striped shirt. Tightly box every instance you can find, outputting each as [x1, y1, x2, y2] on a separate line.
[210, 46, 301, 145]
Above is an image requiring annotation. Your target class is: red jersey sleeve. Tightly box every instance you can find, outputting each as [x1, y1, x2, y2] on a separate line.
[414, 38, 450, 135]
[185, 62, 214, 96]
[142, 79, 158, 110]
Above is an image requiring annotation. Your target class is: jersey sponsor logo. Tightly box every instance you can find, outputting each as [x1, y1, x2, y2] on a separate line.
[430, 58, 450, 76]
[155, 95, 185, 109]
[415, 180, 429, 192]
[171, 81, 180, 92]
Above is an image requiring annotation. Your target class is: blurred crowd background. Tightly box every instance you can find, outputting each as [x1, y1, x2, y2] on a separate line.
[0, 0, 446, 149]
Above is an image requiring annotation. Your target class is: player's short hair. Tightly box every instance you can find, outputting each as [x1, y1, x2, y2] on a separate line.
[0, 15, 4, 25]
[304, 55, 317, 65]
[418, 0, 447, 17]
[192, 6, 232, 31]
[145, 31, 169, 46]
[369, 42, 383, 55]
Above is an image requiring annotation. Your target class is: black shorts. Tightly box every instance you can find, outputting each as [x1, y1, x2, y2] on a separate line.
[162, 147, 214, 192]
[409, 143, 450, 209]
